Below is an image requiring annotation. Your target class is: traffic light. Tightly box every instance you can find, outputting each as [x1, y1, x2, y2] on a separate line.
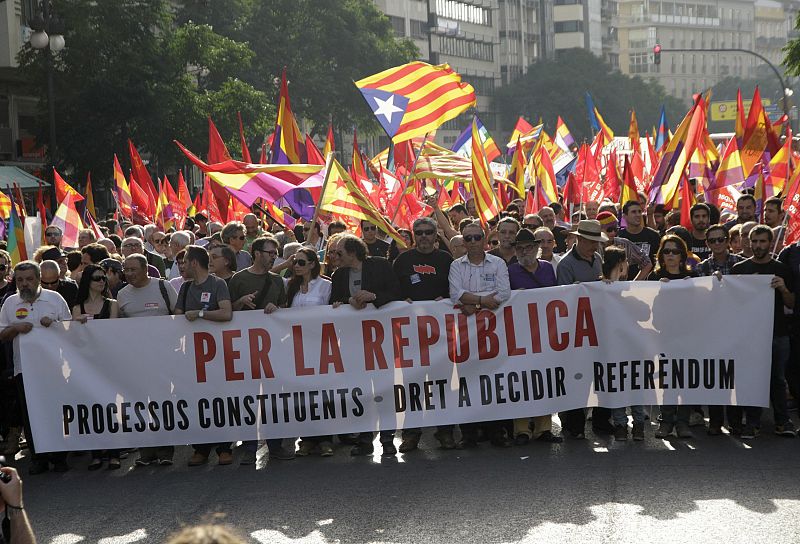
[653, 44, 662, 65]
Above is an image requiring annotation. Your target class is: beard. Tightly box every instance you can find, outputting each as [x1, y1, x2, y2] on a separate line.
[19, 286, 40, 303]
[752, 247, 770, 260]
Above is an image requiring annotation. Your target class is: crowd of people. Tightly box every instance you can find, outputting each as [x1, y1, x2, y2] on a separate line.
[0, 189, 797, 475]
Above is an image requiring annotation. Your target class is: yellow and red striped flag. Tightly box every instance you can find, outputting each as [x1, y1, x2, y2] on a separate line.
[51, 191, 84, 249]
[113, 154, 132, 217]
[470, 117, 500, 227]
[318, 159, 407, 247]
[355, 61, 475, 144]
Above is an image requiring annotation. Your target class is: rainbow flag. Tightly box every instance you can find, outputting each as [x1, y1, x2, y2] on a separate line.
[270, 68, 304, 164]
[7, 191, 26, 264]
[451, 116, 501, 163]
[355, 61, 475, 144]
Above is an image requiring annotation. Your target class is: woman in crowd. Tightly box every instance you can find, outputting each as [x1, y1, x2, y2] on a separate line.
[71, 263, 121, 470]
[287, 247, 334, 457]
[322, 232, 345, 277]
[649, 235, 696, 439]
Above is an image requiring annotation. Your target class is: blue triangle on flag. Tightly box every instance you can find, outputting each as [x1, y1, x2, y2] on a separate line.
[359, 88, 409, 138]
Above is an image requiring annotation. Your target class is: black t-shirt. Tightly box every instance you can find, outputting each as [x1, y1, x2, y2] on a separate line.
[648, 268, 696, 281]
[689, 234, 712, 262]
[392, 249, 453, 301]
[619, 226, 661, 278]
[732, 258, 794, 337]
[57, 279, 78, 309]
[552, 226, 568, 254]
[366, 239, 390, 258]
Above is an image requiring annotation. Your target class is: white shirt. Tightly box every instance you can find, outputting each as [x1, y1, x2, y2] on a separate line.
[283, 276, 333, 308]
[448, 252, 511, 303]
[169, 276, 186, 293]
[544, 253, 562, 272]
[0, 289, 71, 375]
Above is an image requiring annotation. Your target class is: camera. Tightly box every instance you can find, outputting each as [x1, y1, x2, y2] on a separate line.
[0, 455, 11, 483]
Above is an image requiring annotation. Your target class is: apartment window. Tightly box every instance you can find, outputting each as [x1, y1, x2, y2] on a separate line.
[388, 15, 405, 38]
[469, 76, 496, 97]
[554, 0, 582, 4]
[410, 19, 427, 39]
[629, 52, 650, 74]
[438, 36, 494, 61]
[555, 21, 583, 33]
[436, 0, 492, 26]
[21, 0, 37, 23]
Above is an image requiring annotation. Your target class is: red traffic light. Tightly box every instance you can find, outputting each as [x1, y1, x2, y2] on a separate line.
[653, 44, 662, 54]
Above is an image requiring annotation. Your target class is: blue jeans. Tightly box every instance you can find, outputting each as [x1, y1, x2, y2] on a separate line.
[612, 406, 645, 426]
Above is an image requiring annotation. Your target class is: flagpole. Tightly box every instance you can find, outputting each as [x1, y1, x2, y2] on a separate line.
[389, 132, 429, 225]
[311, 151, 336, 227]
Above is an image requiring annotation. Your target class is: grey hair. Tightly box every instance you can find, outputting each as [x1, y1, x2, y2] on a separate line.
[40, 260, 60, 275]
[170, 231, 191, 248]
[283, 242, 301, 259]
[412, 217, 437, 231]
[14, 260, 40, 279]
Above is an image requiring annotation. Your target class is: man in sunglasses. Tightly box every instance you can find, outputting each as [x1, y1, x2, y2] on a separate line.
[596, 212, 652, 280]
[39, 260, 78, 309]
[448, 221, 511, 448]
[360, 219, 389, 258]
[44, 226, 63, 249]
[392, 217, 456, 451]
[696, 224, 742, 434]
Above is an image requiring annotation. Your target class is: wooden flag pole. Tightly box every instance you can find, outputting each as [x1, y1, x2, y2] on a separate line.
[311, 151, 336, 227]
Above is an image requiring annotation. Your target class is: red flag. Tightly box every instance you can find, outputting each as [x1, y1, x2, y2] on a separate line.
[36, 183, 48, 244]
[237, 112, 252, 163]
[619, 155, 637, 207]
[259, 142, 268, 164]
[605, 153, 621, 203]
[562, 172, 581, 209]
[304, 134, 325, 165]
[12, 184, 25, 219]
[208, 117, 232, 164]
[177, 171, 192, 213]
[128, 139, 158, 211]
[575, 144, 603, 203]
[130, 178, 152, 223]
[393, 140, 416, 178]
[53, 169, 84, 204]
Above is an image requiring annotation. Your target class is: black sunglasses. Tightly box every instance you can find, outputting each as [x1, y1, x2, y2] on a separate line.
[414, 229, 436, 236]
[661, 248, 682, 255]
[707, 237, 727, 244]
[464, 234, 484, 242]
[295, 259, 308, 266]
[362, 225, 378, 231]
[91, 275, 107, 282]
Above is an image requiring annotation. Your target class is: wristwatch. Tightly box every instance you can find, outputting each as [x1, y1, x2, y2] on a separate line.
[198, 310, 205, 319]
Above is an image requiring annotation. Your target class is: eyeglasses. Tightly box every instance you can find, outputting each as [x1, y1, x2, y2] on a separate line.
[41, 279, 60, 286]
[295, 259, 308, 266]
[661, 248, 682, 256]
[489, 240, 500, 246]
[362, 225, 377, 232]
[45, 231, 61, 237]
[707, 237, 727, 244]
[91, 275, 107, 282]
[414, 229, 436, 237]
[463, 234, 484, 243]
[605, 227, 618, 233]
[514, 243, 539, 253]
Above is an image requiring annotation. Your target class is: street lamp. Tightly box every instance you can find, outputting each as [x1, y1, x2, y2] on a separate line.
[28, 1, 65, 172]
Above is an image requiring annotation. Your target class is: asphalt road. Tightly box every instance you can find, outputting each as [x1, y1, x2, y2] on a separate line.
[14, 417, 800, 544]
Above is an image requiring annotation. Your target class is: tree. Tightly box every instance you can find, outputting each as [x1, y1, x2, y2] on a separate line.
[180, 0, 419, 136]
[16, 0, 273, 189]
[493, 49, 686, 144]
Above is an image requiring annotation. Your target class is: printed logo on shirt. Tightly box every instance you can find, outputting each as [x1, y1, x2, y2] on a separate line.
[482, 273, 496, 283]
[144, 302, 159, 309]
[413, 264, 437, 275]
[15, 307, 28, 320]
[200, 292, 211, 303]
[410, 273, 422, 284]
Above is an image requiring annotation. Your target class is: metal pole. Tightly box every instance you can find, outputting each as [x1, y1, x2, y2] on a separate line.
[41, 0, 57, 171]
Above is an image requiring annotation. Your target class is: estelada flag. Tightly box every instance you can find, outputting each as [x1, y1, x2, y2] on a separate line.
[355, 61, 475, 144]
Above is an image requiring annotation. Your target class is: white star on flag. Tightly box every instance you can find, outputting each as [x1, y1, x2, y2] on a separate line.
[373, 95, 403, 123]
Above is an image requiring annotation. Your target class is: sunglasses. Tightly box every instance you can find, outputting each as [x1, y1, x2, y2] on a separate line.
[661, 248, 682, 255]
[45, 231, 61, 237]
[362, 225, 377, 231]
[41, 279, 60, 286]
[294, 259, 309, 266]
[414, 229, 436, 236]
[464, 234, 484, 242]
[91, 275, 107, 282]
[489, 240, 500, 246]
[707, 237, 727, 244]
[605, 227, 618, 233]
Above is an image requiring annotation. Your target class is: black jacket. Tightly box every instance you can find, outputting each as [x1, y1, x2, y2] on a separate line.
[329, 256, 400, 308]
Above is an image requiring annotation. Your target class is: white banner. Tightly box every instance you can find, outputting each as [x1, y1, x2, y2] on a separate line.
[20, 276, 774, 452]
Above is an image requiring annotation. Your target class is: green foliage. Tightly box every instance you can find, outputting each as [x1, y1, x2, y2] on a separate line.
[493, 49, 687, 143]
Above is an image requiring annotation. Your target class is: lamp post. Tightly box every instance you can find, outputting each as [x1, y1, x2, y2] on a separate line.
[28, 1, 65, 172]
